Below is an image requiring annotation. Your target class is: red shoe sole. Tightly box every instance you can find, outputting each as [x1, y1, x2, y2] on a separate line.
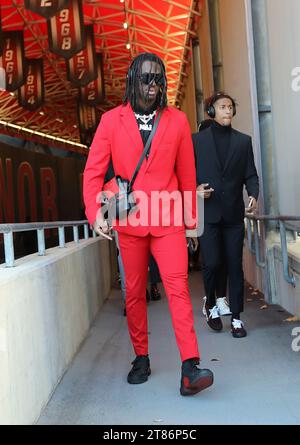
[180, 375, 214, 396]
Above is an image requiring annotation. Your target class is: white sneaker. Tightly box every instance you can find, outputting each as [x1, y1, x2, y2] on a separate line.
[216, 297, 232, 316]
[232, 318, 244, 329]
[203, 303, 223, 331]
[231, 318, 247, 338]
[208, 305, 221, 320]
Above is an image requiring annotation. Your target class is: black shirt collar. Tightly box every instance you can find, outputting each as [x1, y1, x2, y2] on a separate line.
[212, 120, 232, 132]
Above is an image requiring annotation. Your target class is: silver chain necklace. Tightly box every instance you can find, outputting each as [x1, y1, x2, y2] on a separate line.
[134, 110, 156, 131]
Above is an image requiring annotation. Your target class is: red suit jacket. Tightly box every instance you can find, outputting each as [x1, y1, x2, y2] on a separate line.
[83, 103, 197, 237]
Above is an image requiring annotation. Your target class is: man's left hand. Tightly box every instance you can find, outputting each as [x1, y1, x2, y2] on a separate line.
[245, 196, 257, 214]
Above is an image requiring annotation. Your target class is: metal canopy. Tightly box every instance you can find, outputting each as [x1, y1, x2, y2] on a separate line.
[0, 0, 200, 152]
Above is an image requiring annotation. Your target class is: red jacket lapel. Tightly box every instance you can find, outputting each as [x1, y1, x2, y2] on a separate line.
[120, 103, 143, 154]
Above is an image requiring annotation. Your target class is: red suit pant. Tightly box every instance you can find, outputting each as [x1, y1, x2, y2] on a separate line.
[118, 229, 200, 362]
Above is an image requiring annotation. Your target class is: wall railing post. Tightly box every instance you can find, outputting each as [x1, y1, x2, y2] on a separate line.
[37, 229, 46, 256]
[4, 231, 15, 267]
[73, 226, 79, 243]
[58, 227, 65, 248]
[253, 219, 266, 268]
[84, 224, 89, 240]
[279, 221, 296, 287]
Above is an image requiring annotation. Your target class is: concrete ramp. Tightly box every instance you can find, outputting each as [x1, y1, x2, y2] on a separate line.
[37, 272, 300, 425]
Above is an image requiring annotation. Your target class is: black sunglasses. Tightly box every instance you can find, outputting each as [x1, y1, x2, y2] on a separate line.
[138, 73, 164, 86]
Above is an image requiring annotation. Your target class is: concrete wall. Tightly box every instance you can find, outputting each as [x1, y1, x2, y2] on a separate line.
[264, 0, 300, 216]
[248, 0, 300, 309]
[273, 242, 300, 318]
[180, 49, 198, 132]
[0, 238, 111, 425]
[198, 0, 214, 100]
[243, 246, 264, 294]
[218, 0, 254, 135]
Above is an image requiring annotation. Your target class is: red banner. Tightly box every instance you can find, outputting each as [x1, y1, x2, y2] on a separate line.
[77, 102, 98, 133]
[18, 59, 44, 111]
[79, 54, 105, 106]
[78, 102, 98, 147]
[2, 31, 25, 92]
[67, 25, 97, 87]
[24, 0, 69, 19]
[47, 0, 85, 59]
[0, 6, 3, 56]
[79, 131, 94, 147]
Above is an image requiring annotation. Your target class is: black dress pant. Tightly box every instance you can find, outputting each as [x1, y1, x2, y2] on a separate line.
[215, 260, 227, 298]
[199, 221, 245, 314]
[149, 254, 161, 285]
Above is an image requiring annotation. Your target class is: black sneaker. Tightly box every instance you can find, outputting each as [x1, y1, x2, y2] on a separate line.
[150, 285, 161, 301]
[202, 299, 223, 332]
[127, 355, 151, 384]
[180, 359, 214, 396]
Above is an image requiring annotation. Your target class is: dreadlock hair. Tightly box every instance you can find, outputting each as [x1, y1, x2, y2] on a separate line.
[123, 53, 168, 110]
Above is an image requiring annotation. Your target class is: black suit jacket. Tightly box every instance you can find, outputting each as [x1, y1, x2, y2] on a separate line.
[192, 127, 259, 224]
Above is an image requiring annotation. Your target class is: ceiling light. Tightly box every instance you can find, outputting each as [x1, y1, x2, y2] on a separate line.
[0, 120, 87, 149]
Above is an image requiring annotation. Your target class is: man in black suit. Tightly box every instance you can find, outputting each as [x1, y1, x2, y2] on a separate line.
[192, 92, 259, 338]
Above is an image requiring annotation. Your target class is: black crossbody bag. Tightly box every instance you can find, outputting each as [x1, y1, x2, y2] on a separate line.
[104, 110, 162, 221]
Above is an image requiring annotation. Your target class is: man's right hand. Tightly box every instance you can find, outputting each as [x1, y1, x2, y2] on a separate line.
[197, 183, 214, 199]
[92, 217, 112, 239]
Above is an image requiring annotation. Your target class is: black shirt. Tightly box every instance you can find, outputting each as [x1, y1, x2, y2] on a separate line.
[211, 120, 232, 170]
[133, 104, 157, 158]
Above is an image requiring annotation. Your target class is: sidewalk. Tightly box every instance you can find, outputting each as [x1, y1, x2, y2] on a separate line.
[37, 272, 300, 425]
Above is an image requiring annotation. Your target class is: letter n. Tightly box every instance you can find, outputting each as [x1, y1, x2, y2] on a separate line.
[0, 158, 15, 223]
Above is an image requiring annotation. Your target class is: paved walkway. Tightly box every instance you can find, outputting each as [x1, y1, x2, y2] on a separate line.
[37, 272, 300, 425]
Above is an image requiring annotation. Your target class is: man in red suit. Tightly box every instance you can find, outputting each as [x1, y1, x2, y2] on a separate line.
[83, 53, 213, 396]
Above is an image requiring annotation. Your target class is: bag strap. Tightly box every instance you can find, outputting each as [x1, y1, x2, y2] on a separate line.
[128, 110, 162, 192]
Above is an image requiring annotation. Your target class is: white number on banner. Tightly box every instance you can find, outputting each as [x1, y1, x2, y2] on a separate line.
[61, 23, 70, 36]
[77, 53, 85, 79]
[5, 50, 13, 62]
[5, 44, 14, 85]
[5, 39, 11, 50]
[59, 9, 69, 22]
[41, 0, 52, 6]
[62, 37, 71, 50]
[88, 90, 95, 100]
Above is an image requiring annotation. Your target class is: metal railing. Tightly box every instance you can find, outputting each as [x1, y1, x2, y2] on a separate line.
[0, 220, 97, 268]
[245, 215, 300, 287]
